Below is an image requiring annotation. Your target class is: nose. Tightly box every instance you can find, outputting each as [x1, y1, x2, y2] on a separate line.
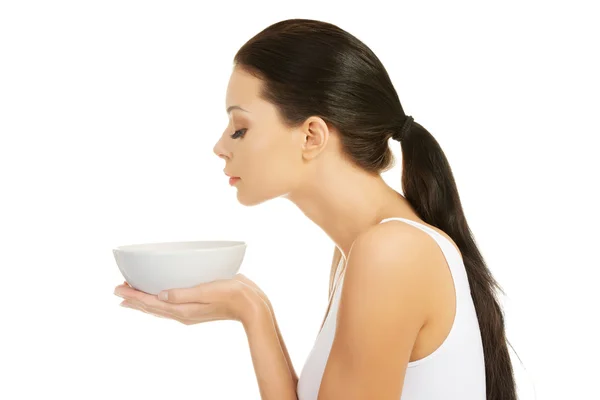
[213, 136, 230, 160]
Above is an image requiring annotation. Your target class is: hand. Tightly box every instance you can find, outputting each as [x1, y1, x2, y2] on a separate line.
[113, 273, 268, 326]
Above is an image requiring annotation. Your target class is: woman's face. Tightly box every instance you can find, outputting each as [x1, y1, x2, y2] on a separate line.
[213, 66, 308, 206]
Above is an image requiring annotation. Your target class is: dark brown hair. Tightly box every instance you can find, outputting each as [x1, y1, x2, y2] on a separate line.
[233, 18, 518, 400]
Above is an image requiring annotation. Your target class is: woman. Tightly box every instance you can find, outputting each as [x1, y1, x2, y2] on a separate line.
[113, 18, 516, 400]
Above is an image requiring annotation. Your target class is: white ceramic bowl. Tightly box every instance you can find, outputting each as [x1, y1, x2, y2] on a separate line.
[113, 240, 247, 295]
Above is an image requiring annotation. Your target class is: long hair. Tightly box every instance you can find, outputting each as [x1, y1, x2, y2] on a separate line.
[233, 18, 518, 400]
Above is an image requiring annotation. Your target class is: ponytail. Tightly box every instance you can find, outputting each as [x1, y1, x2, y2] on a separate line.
[398, 118, 518, 400]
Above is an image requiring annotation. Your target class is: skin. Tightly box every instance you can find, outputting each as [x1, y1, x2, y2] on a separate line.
[114, 65, 460, 399]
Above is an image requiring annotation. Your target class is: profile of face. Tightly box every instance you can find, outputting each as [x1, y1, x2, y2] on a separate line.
[213, 66, 331, 206]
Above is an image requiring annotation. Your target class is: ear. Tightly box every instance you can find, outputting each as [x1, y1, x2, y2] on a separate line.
[300, 116, 331, 161]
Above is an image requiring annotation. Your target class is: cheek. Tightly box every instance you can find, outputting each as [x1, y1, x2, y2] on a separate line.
[244, 144, 300, 195]
[257, 151, 298, 188]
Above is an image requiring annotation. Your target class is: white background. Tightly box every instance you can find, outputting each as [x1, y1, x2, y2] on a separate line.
[1, 1, 598, 399]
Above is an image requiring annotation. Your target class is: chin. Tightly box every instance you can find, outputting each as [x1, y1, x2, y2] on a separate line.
[236, 191, 270, 207]
[236, 185, 283, 207]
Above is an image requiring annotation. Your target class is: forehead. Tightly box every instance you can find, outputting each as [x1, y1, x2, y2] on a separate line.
[225, 67, 262, 112]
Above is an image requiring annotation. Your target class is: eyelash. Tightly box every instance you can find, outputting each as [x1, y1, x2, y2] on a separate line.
[230, 128, 247, 139]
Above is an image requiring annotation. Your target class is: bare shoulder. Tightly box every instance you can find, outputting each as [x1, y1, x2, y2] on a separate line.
[348, 219, 441, 268]
[319, 221, 436, 397]
[341, 220, 439, 317]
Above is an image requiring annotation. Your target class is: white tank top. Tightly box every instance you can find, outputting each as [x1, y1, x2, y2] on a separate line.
[296, 217, 487, 399]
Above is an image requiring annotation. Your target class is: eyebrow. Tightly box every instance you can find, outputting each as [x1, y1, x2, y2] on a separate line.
[226, 105, 250, 114]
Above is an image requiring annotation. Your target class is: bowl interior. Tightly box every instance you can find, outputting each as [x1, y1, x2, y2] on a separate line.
[114, 240, 246, 253]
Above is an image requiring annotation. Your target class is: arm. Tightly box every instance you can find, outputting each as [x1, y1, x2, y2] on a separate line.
[262, 297, 299, 386]
[242, 299, 298, 400]
[236, 242, 361, 399]
[238, 244, 341, 399]
[317, 222, 431, 399]
[238, 277, 298, 388]
[244, 245, 342, 387]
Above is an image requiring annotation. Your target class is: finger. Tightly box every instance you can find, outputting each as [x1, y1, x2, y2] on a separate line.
[124, 299, 197, 324]
[119, 300, 143, 312]
[113, 285, 152, 301]
[120, 299, 143, 310]
[114, 284, 132, 296]
[125, 297, 194, 320]
[121, 299, 169, 319]
[114, 281, 132, 292]
[158, 279, 241, 304]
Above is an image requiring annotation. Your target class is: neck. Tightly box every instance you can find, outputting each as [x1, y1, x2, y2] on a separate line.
[284, 160, 406, 260]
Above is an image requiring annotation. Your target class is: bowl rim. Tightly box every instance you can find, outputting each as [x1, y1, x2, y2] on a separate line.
[113, 240, 247, 254]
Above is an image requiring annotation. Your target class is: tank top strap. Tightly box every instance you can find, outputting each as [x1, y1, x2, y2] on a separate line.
[378, 217, 466, 302]
[378, 217, 460, 260]
[331, 217, 466, 304]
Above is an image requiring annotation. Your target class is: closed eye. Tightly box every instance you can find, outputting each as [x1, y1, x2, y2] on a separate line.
[230, 129, 247, 139]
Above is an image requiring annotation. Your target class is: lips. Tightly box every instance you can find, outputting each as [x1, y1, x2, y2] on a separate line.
[224, 171, 240, 179]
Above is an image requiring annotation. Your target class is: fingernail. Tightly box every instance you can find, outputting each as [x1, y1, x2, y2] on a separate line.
[158, 291, 168, 301]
